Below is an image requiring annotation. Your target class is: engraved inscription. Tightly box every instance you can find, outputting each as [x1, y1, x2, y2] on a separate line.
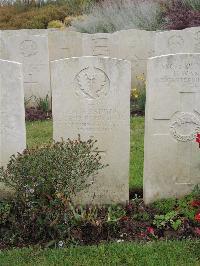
[20, 40, 38, 57]
[92, 37, 109, 56]
[75, 67, 110, 100]
[158, 60, 200, 87]
[168, 35, 184, 52]
[170, 112, 200, 142]
[64, 108, 124, 132]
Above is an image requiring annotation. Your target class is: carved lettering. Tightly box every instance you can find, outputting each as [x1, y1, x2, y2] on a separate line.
[92, 37, 109, 56]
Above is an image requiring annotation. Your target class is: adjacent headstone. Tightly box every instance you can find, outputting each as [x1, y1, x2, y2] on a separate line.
[0, 31, 50, 102]
[82, 33, 115, 57]
[0, 31, 7, 59]
[155, 27, 200, 56]
[48, 31, 82, 61]
[51, 56, 131, 204]
[113, 29, 155, 85]
[0, 59, 26, 167]
[144, 54, 200, 204]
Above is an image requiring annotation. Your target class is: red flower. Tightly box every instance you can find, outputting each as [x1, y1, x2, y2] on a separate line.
[147, 227, 155, 235]
[196, 133, 200, 147]
[191, 200, 200, 208]
[195, 212, 200, 222]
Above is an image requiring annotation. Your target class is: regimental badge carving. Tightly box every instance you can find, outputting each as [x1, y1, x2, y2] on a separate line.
[168, 35, 184, 52]
[75, 67, 110, 100]
[170, 112, 200, 142]
[20, 40, 38, 57]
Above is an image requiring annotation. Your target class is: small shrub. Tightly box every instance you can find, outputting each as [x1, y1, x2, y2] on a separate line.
[151, 198, 177, 214]
[163, 0, 200, 30]
[72, 0, 165, 33]
[35, 95, 51, 114]
[182, 0, 200, 11]
[153, 211, 182, 230]
[0, 136, 106, 204]
[47, 19, 64, 28]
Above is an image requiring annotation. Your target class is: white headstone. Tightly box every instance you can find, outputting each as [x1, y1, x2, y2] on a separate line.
[51, 56, 131, 204]
[144, 54, 200, 204]
[0, 59, 26, 167]
[1, 31, 50, 102]
[155, 27, 200, 56]
[82, 33, 115, 57]
[48, 31, 82, 61]
[113, 29, 155, 85]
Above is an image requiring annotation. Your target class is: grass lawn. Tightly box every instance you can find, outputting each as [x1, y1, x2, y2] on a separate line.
[1, 241, 199, 266]
[26, 117, 144, 190]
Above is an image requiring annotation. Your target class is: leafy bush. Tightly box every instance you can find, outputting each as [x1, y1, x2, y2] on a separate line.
[0, 137, 107, 246]
[163, 0, 200, 30]
[35, 95, 51, 114]
[0, 136, 106, 204]
[72, 0, 165, 33]
[182, 0, 200, 11]
[47, 19, 64, 28]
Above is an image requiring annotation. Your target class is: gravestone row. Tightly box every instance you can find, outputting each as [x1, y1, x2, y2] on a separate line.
[0, 26, 200, 204]
[0, 56, 131, 204]
[1, 27, 200, 102]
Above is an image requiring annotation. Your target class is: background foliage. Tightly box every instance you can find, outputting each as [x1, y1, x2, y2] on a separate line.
[1, 0, 200, 30]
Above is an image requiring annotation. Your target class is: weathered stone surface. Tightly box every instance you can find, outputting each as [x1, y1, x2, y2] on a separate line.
[48, 30, 82, 61]
[0, 59, 26, 167]
[144, 54, 200, 204]
[113, 29, 155, 85]
[155, 27, 200, 56]
[51, 56, 131, 204]
[0, 31, 50, 102]
[82, 33, 115, 57]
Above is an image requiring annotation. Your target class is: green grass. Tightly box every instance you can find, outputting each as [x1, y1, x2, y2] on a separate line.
[26, 117, 144, 189]
[26, 120, 53, 148]
[0, 241, 199, 266]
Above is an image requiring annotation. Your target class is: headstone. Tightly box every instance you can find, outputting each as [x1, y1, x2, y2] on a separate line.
[155, 27, 200, 56]
[82, 33, 115, 57]
[0, 59, 26, 167]
[0, 31, 50, 103]
[144, 54, 200, 204]
[48, 31, 82, 61]
[51, 56, 131, 204]
[0, 31, 7, 59]
[113, 29, 155, 85]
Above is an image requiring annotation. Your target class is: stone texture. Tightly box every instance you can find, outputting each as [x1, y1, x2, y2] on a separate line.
[0, 31, 50, 102]
[144, 54, 200, 204]
[82, 33, 115, 57]
[155, 27, 200, 56]
[113, 29, 155, 86]
[0, 59, 26, 167]
[51, 56, 131, 204]
[48, 30, 82, 61]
